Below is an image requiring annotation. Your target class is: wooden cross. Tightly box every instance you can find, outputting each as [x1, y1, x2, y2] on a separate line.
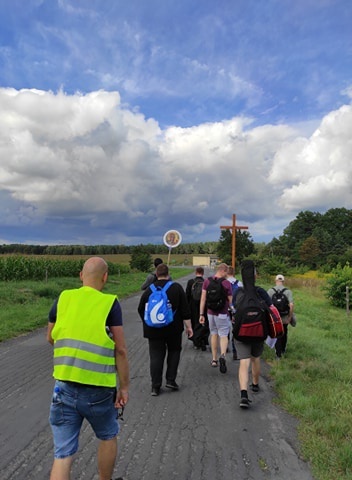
[220, 214, 248, 271]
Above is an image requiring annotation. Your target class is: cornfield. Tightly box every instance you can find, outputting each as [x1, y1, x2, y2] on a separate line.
[0, 256, 130, 281]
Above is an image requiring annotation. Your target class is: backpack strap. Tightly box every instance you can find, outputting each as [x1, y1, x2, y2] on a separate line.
[162, 280, 173, 293]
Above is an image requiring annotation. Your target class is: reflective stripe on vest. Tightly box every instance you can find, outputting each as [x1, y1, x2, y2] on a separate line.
[54, 338, 116, 374]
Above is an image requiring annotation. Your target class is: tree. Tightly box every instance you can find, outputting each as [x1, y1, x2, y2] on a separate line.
[130, 247, 153, 272]
[217, 229, 255, 267]
[299, 236, 321, 268]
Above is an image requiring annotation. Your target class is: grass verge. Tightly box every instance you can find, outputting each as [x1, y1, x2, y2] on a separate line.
[262, 276, 352, 480]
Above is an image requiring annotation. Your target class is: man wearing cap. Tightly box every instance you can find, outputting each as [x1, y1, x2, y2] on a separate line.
[267, 275, 294, 359]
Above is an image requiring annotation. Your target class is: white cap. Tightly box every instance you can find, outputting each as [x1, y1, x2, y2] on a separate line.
[275, 274, 285, 281]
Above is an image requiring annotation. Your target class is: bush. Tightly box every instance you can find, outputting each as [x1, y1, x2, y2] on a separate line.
[255, 255, 291, 276]
[129, 250, 153, 272]
[323, 264, 352, 308]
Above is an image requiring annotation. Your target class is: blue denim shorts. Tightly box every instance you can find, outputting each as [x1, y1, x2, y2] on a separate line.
[49, 380, 119, 459]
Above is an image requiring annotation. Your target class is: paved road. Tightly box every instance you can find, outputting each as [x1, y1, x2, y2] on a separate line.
[0, 271, 315, 480]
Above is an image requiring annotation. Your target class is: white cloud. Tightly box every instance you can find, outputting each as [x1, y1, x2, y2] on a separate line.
[0, 88, 351, 244]
[269, 104, 352, 211]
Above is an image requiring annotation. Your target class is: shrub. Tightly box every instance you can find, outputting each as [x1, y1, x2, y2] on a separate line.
[323, 264, 352, 308]
[129, 250, 153, 272]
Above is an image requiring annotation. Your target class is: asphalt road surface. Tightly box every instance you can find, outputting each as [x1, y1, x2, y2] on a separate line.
[0, 270, 315, 480]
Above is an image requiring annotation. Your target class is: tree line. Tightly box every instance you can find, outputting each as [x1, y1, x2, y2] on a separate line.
[1, 207, 351, 273]
[0, 241, 218, 256]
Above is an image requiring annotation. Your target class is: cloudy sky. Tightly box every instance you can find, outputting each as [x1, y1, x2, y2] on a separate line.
[0, 0, 351, 246]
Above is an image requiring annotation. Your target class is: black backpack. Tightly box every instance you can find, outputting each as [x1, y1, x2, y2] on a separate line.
[232, 260, 269, 343]
[191, 277, 203, 302]
[206, 277, 227, 312]
[271, 288, 290, 316]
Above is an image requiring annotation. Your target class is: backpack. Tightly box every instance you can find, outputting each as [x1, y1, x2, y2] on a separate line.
[232, 260, 269, 343]
[206, 277, 227, 312]
[230, 279, 240, 307]
[267, 305, 284, 338]
[191, 277, 203, 302]
[144, 281, 174, 328]
[271, 288, 290, 316]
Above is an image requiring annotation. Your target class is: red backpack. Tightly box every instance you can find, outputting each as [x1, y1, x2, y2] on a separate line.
[267, 305, 284, 338]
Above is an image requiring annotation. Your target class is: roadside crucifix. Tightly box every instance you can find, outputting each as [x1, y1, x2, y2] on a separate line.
[220, 214, 248, 271]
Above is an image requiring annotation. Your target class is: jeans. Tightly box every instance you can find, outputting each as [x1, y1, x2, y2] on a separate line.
[49, 380, 119, 458]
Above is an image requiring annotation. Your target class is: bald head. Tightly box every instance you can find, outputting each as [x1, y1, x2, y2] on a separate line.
[80, 257, 108, 290]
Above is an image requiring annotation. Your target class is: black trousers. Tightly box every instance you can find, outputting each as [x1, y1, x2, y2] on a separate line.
[148, 335, 182, 388]
[275, 323, 289, 357]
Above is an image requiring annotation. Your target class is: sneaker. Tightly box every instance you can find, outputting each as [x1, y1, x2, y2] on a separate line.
[151, 387, 160, 396]
[240, 397, 250, 409]
[250, 383, 260, 393]
[219, 355, 227, 374]
[165, 380, 179, 390]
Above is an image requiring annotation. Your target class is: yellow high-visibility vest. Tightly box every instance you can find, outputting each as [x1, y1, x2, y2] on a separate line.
[52, 286, 117, 387]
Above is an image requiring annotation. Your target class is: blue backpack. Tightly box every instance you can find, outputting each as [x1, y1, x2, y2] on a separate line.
[230, 279, 240, 307]
[144, 281, 175, 328]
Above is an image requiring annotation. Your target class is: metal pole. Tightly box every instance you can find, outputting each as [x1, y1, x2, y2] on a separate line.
[232, 214, 236, 270]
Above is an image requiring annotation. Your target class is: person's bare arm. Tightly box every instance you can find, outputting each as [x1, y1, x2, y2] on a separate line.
[199, 289, 207, 324]
[47, 322, 55, 345]
[110, 325, 130, 408]
[183, 319, 193, 338]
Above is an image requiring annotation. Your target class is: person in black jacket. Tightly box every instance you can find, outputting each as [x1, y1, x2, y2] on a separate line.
[185, 267, 209, 350]
[233, 260, 272, 409]
[140, 257, 163, 290]
[138, 263, 193, 396]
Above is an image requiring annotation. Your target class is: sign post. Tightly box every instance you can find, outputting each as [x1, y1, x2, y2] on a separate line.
[163, 230, 182, 266]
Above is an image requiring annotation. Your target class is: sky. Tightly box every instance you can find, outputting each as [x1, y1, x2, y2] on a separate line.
[0, 0, 351, 247]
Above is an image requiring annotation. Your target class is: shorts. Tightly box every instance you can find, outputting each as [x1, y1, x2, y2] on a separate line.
[234, 340, 264, 359]
[49, 380, 119, 459]
[208, 313, 230, 337]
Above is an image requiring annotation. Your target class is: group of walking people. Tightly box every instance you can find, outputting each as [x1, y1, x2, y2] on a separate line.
[138, 260, 294, 407]
[45, 255, 294, 479]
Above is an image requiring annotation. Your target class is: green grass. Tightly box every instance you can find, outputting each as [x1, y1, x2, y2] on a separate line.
[0, 268, 191, 342]
[261, 276, 352, 480]
[2, 270, 352, 479]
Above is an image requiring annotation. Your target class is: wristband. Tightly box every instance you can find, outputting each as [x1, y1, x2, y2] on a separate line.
[200, 314, 205, 316]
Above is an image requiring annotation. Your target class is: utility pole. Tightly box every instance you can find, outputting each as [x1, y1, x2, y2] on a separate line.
[220, 214, 248, 271]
